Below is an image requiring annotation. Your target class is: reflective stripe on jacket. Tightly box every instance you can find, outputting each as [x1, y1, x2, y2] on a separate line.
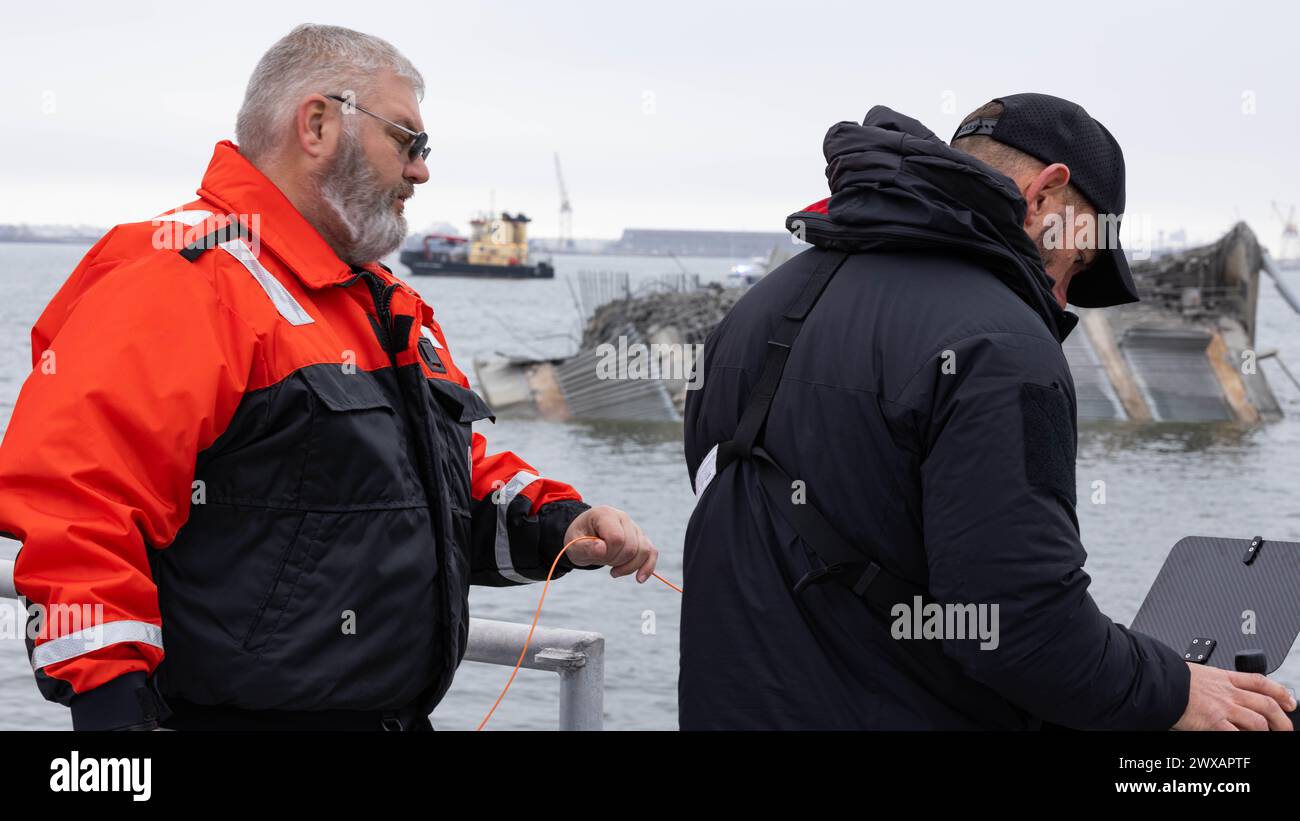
[0, 140, 592, 729]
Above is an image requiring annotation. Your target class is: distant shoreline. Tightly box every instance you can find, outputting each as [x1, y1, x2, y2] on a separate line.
[0, 237, 99, 246]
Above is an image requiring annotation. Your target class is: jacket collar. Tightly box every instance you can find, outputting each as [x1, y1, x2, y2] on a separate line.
[787, 107, 1078, 343]
[194, 140, 359, 289]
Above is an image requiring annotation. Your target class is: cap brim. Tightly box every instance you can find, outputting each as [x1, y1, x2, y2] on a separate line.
[1066, 242, 1139, 308]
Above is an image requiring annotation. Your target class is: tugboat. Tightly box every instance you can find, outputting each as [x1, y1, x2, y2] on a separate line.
[399, 212, 555, 278]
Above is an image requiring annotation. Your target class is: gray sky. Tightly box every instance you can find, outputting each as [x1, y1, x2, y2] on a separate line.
[2, 0, 1297, 254]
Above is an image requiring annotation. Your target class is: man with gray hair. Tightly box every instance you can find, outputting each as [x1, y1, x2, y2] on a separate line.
[0, 24, 658, 731]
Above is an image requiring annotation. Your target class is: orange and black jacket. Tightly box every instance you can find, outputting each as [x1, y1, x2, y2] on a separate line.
[0, 141, 593, 730]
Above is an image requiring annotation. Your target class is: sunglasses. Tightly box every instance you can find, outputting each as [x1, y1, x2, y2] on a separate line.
[324, 94, 430, 162]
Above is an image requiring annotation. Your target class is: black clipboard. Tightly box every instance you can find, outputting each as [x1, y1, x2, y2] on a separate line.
[1131, 536, 1300, 674]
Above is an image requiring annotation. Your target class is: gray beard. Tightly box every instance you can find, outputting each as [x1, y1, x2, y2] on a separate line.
[313, 128, 410, 267]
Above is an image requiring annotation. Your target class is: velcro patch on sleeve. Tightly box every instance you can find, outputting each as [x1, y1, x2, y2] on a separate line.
[1020, 382, 1076, 506]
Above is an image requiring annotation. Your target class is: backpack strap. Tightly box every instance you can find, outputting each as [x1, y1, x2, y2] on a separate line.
[706, 248, 1026, 727]
[715, 248, 849, 476]
[712, 247, 920, 606]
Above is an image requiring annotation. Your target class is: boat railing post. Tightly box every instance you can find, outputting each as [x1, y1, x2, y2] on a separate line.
[0, 536, 17, 599]
[463, 618, 605, 730]
[0, 557, 15, 599]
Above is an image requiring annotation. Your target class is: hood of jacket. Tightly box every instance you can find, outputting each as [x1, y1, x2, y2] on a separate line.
[786, 105, 1076, 341]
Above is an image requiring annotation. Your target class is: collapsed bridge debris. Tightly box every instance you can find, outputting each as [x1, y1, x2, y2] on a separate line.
[475, 224, 1292, 424]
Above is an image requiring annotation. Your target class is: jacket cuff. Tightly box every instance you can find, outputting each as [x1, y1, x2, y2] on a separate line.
[1125, 628, 1193, 730]
[70, 671, 171, 731]
[538, 500, 599, 571]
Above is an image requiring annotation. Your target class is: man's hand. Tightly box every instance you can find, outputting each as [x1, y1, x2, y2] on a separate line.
[562, 506, 659, 583]
[1173, 663, 1297, 731]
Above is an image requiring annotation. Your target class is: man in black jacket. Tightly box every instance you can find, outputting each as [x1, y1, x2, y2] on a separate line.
[679, 93, 1296, 730]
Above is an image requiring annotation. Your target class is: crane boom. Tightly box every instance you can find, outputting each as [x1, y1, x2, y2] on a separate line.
[554, 152, 574, 250]
[555, 152, 571, 210]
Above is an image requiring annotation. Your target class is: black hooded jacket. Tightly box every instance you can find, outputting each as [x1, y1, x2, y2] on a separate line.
[679, 106, 1190, 730]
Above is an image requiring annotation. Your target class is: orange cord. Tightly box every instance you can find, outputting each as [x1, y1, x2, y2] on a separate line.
[476, 534, 682, 730]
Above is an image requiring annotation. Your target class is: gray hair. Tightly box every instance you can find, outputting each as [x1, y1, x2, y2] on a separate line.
[235, 24, 424, 164]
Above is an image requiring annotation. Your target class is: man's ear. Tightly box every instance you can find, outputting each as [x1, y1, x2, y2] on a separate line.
[1021, 162, 1072, 228]
[295, 94, 335, 160]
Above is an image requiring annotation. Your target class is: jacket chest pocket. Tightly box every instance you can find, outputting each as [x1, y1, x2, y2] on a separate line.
[425, 378, 495, 504]
[297, 364, 426, 506]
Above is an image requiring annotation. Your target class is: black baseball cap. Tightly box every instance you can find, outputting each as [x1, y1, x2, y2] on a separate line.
[952, 93, 1139, 308]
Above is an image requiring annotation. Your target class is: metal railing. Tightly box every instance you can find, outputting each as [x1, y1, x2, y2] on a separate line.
[0, 556, 14, 599]
[465, 618, 605, 730]
[0, 553, 605, 730]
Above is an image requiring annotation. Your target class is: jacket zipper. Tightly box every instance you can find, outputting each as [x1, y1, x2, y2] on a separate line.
[342, 269, 402, 354]
[340, 267, 458, 696]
